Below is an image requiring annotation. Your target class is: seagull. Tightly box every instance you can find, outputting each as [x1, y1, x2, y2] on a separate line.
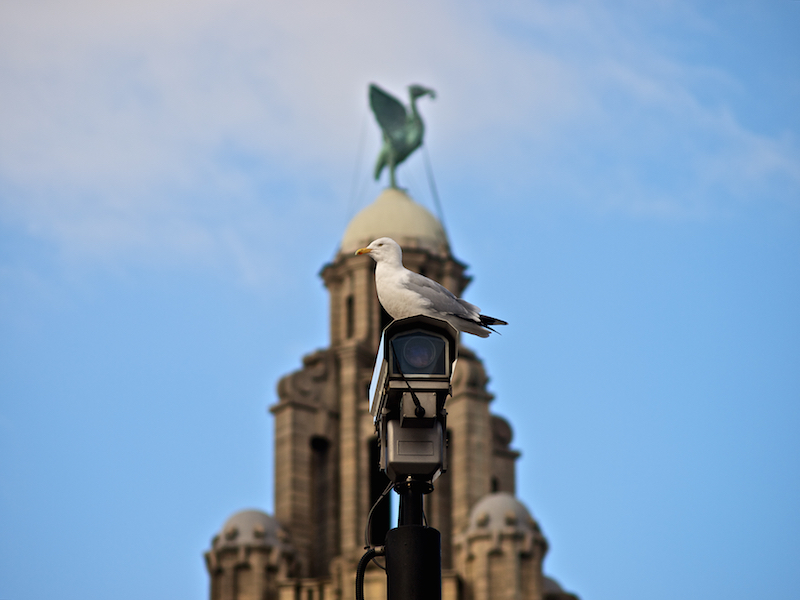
[355, 237, 507, 337]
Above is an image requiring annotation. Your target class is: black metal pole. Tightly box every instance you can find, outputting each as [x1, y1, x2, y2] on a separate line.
[398, 482, 424, 526]
[385, 480, 441, 600]
[385, 526, 441, 600]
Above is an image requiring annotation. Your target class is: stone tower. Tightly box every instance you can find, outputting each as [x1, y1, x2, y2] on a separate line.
[204, 188, 579, 600]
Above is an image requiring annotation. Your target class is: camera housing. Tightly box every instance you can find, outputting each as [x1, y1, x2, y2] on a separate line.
[370, 315, 458, 482]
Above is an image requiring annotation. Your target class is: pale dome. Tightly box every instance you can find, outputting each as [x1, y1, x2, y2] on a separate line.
[211, 509, 292, 552]
[340, 188, 449, 256]
[467, 492, 540, 534]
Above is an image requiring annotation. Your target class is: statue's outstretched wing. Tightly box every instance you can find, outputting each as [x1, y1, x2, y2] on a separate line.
[369, 84, 407, 147]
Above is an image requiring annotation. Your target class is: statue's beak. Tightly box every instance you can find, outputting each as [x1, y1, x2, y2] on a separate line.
[355, 247, 372, 255]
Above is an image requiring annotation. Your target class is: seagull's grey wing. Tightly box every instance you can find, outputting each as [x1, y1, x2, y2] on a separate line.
[404, 272, 478, 318]
[456, 298, 481, 315]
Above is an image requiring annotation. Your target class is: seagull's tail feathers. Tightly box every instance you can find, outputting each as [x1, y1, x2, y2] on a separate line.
[450, 313, 507, 337]
[479, 314, 508, 335]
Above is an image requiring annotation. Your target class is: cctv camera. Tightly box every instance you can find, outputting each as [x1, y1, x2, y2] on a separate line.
[370, 315, 458, 482]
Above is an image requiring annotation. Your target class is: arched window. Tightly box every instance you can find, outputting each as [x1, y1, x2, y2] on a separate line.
[310, 436, 331, 577]
[346, 295, 355, 338]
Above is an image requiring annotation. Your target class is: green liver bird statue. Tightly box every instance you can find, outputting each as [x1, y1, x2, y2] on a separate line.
[369, 83, 436, 188]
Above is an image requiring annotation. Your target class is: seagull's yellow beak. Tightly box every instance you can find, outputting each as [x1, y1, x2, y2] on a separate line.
[355, 247, 372, 255]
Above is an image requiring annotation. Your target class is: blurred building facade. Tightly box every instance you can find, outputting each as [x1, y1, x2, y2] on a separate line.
[203, 188, 579, 600]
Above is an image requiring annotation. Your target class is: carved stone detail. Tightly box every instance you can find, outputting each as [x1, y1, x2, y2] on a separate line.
[276, 349, 337, 410]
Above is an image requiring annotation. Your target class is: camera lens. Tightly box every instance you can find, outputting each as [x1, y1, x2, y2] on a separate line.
[403, 337, 437, 369]
[391, 331, 447, 375]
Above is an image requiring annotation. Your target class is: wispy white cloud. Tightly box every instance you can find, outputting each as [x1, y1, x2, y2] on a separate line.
[0, 0, 797, 277]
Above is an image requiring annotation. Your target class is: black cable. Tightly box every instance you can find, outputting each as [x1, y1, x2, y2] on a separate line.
[345, 113, 369, 223]
[364, 481, 393, 547]
[422, 144, 448, 239]
[356, 545, 385, 600]
[390, 343, 426, 417]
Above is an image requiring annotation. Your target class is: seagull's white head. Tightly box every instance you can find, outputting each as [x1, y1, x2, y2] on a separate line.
[355, 237, 403, 265]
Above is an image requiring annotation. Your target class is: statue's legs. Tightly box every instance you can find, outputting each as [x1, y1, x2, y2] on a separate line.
[389, 155, 397, 188]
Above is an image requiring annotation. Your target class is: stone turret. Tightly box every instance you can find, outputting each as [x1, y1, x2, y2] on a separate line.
[455, 493, 548, 600]
[204, 510, 296, 600]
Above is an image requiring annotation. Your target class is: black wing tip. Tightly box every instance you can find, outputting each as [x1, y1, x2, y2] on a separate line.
[480, 315, 508, 327]
[452, 313, 508, 336]
[480, 315, 507, 336]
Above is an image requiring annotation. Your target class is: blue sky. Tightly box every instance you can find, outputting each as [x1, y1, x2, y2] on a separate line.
[1, 1, 798, 599]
